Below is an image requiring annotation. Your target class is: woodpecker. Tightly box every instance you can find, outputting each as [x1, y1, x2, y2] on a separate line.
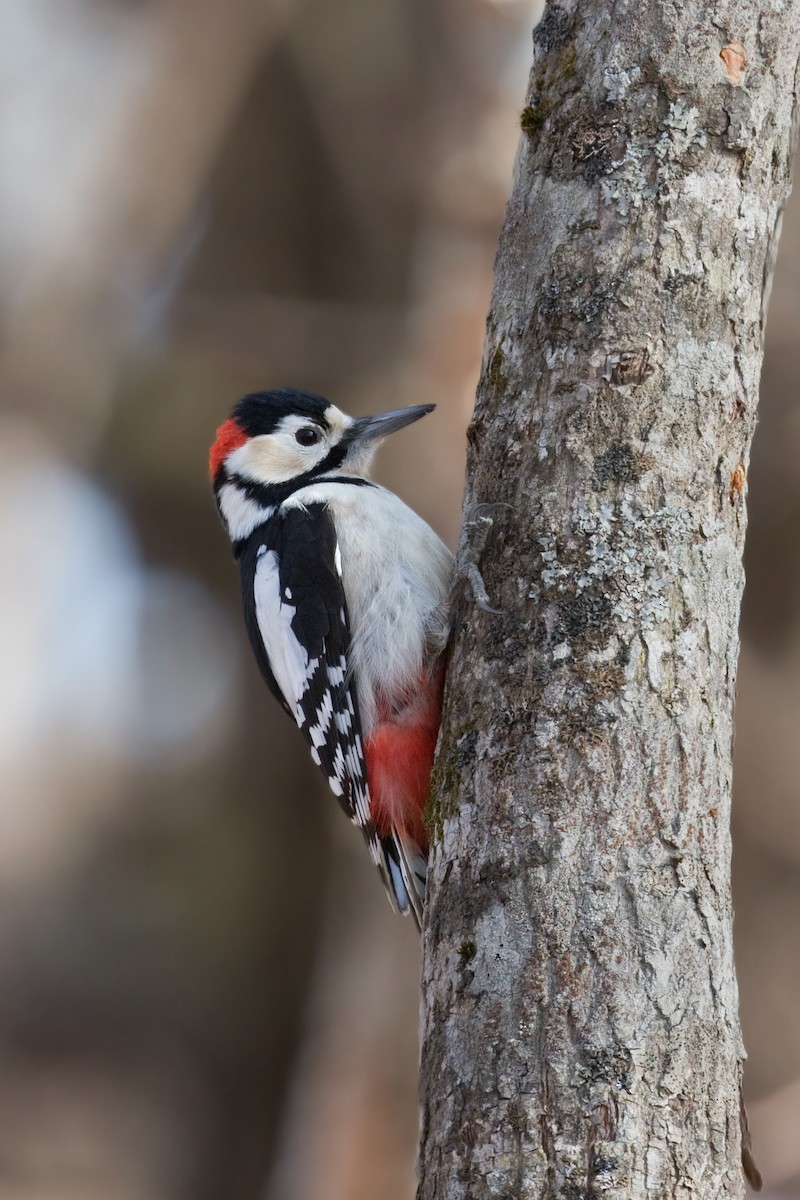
[210, 389, 453, 926]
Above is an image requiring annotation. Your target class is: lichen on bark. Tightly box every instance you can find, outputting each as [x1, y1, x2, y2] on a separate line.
[418, 2, 800, 1197]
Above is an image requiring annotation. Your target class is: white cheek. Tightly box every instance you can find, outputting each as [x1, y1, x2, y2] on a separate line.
[227, 437, 317, 483]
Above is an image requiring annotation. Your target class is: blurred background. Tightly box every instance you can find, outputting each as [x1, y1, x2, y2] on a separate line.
[0, 1, 796, 1197]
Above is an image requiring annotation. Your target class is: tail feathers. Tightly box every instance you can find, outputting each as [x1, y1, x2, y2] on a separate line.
[383, 834, 427, 930]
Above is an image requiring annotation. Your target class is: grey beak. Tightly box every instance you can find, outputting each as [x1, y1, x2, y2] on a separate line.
[347, 404, 434, 445]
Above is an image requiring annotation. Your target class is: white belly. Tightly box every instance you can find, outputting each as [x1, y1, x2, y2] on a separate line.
[284, 480, 453, 730]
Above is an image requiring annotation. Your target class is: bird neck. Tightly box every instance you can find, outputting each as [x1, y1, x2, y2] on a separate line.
[216, 469, 377, 550]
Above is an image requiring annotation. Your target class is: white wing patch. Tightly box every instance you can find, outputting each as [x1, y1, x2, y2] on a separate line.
[254, 546, 313, 726]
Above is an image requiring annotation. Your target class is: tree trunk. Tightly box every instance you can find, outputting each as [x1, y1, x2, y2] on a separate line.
[418, 2, 800, 1197]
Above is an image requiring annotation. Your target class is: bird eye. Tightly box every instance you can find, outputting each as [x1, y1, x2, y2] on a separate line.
[295, 426, 320, 447]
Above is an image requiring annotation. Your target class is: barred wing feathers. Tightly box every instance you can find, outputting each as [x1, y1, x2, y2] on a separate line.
[239, 504, 420, 920]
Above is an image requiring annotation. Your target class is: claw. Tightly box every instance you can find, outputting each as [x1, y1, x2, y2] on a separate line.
[457, 501, 513, 617]
[465, 501, 515, 528]
[461, 562, 506, 617]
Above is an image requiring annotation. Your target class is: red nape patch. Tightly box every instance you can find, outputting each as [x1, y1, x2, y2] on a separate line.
[209, 417, 248, 480]
[364, 721, 438, 851]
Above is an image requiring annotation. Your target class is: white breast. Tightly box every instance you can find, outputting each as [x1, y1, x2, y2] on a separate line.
[283, 480, 453, 730]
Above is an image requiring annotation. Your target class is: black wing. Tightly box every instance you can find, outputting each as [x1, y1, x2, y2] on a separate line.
[239, 504, 416, 915]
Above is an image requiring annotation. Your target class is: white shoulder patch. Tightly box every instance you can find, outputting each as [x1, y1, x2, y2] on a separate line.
[253, 547, 317, 726]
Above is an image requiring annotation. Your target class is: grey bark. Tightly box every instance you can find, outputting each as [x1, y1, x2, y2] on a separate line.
[418, 3, 800, 1198]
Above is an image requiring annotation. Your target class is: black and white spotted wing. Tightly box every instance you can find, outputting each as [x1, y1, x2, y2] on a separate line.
[238, 503, 402, 908]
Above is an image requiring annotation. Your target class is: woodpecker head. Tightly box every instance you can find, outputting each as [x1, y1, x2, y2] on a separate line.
[210, 388, 434, 543]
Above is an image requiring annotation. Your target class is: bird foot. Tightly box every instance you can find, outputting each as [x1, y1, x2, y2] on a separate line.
[459, 560, 505, 616]
[455, 501, 514, 617]
[429, 503, 511, 653]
